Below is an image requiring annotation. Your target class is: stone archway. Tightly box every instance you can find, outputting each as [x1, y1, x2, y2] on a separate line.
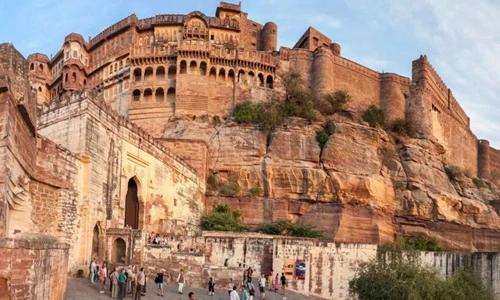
[92, 224, 99, 258]
[124, 178, 139, 229]
[112, 238, 126, 263]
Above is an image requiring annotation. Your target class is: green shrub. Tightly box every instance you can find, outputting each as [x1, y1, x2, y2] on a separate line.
[248, 187, 262, 197]
[255, 220, 325, 239]
[233, 101, 259, 124]
[316, 128, 330, 149]
[399, 237, 443, 252]
[206, 174, 221, 191]
[473, 177, 487, 189]
[445, 165, 463, 181]
[391, 179, 405, 190]
[349, 258, 493, 300]
[362, 105, 385, 127]
[318, 90, 351, 115]
[219, 182, 241, 197]
[200, 204, 247, 232]
[389, 118, 416, 138]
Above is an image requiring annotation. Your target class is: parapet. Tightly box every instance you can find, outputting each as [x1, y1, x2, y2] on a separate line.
[330, 43, 341, 56]
[27, 53, 49, 63]
[64, 33, 86, 45]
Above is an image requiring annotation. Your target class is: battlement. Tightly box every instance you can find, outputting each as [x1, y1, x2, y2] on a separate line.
[27, 53, 49, 62]
[88, 14, 137, 49]
[380, 73, 411, 85]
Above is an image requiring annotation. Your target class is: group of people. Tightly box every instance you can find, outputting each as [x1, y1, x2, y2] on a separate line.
[221, 267, 288, 300]
[88, 259, 149, 299]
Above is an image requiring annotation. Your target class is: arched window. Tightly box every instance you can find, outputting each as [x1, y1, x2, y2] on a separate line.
[167, 87, 175, 102]
[72, 72, 77, 82]
[238, 70, 245, 84]
[228, 69, 235, 82]
[38, 87, 42, 92]
[144, 67, 153, 81]
[168, 66, 177, 79]
[180, 60, 187, 74]
[134, 68, 142, 81]
[247, 71, 255, 85]
[112, 238, 126, 263]
[83, 79, 87, 86]
[258, 73, 264, 87]
[155, 88, 164, 102]
[156, 66, 165, 79]
[209, 67, 216, 80]
[119, 61, 123, 69]
[266, 75, 274, 89]
[110, 65, 113, 74]
[189, 61, 197, 73]
[39, 64, 43, 72]
[30, 63, 34, 71]
[218, 68, 226, 80]
[143, 88, 152, 102]
[200, 61, 207, 76]
[133, 89, 141, 101]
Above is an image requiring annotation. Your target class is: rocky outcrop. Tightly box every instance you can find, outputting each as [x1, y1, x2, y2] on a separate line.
[163, 117, 500, 252]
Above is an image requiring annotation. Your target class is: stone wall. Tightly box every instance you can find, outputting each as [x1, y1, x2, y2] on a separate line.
[0, 238, 69, 300]
[160, 138, 208, 180]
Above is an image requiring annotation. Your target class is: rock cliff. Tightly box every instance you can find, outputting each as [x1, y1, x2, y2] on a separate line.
[163, 116, 500, 252]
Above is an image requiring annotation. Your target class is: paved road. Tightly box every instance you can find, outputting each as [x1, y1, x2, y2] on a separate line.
[65, 278, 321, 300]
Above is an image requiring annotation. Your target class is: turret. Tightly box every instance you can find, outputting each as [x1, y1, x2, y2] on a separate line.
[260, 22, 278, 52]
[330, 43, 341, 56]
[27, 53, 50, 104]
[380, 73, 408, 123]
[312, 46, 334, 98]
[478, 139, 491, 179]
[61, 33, 88, 92]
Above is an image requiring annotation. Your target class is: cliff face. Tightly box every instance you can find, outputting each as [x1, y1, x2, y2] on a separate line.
[164, 117, 500, 252]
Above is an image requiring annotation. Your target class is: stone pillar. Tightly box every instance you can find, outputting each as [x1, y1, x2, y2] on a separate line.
[312, 46, 334, 98]
[478, 139, 491, 179]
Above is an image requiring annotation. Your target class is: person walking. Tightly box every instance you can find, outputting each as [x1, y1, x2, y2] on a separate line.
[90, 259, 97, 284]
[208, 274, 215, 296]
[280, 273, 287, 295]
[230, 285, 240, 300]
[273, 274, 279, 292]
[135, 267, 145, 300]
[267, 272, 273, 291]
[258, 274, 266, 299]
[155, 269, 165, 297]
[240, 285, 249, 300]
[227, 278, 234, 295]
[99, 264, 107, 293]
[177, 267, 186, 294]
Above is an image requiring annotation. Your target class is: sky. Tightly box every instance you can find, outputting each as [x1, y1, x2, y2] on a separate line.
[0, 0, 499, 147]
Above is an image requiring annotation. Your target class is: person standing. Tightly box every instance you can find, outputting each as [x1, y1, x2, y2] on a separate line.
[118, 268, 127, 300]
[208, 274, 215, 296]
[280, 273, 286, 295]
[99, 264, 107, 293]
[230, 286, 240, 300]
[177, 267, 186, 294]
[267, 272, 273, 291]
[273, 274, 279, 292]
[258, 274, 266, 299]
[240, 286, 249, 300]
[136, 267, 145, 300]
[111, 268, 119, 299]
[90, 259, 97, 284]
[155, 269, 165, 297]
[227, 278, 234, 295]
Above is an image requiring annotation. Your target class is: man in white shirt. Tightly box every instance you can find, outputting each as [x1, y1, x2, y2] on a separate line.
[230, 286, 240, 300]
[258, 274, 266, 299]
[136, 267, 146, 300]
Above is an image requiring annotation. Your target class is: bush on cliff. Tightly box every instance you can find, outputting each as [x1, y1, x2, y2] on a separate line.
[200, 204, 247, 232]
[362, 105, 385, 127]
[317, 90, 351, 115]
[316, 128, 330, 149]
[445, 165, 463, 181]
[233, 101, 260, 124]
[349, 258, 493, 300]
[255, 220, 325, 239]
[389, 118, 416, 138]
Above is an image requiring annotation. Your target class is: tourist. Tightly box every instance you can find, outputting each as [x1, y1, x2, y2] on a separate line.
[248, 287, 255, 300]
[141, 268, 147, 296]
[94, 261, 100, 283]
[90, 259, 97, 284]
[227, 278, 234, 294]
[99, 263, 107, 293]
[177, 267, 186, 294]
[240, 285, 249, 300]
[280, 273, 286, 295]
[258, 274, 266, 299]
[273, 274, 279, 292]
[127, 265, 134, 294]
[247, 267, 253, 284]
[111, 267, 119, 299]
[230, 285, 240, 300]
[155, 268, 165, 297]
[136, 267, 145, 299]
[208, 274, 215, 296]
[103, 256, 109, 285]
[267, 272, 273, 291]
[188, 292, 196, 300]
[118, 268, 127, 300]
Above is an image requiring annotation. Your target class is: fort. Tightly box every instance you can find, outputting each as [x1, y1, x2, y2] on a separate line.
[1, 1, 500, 299]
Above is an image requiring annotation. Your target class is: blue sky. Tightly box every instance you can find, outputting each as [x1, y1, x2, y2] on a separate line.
[1, 0, 499, 147]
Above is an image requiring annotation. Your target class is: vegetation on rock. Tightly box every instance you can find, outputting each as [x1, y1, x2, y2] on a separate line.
[200, 204, 247, 232]
[318, 90, 351, 115]
[389, 118, 416, 138]
[362, 105, 385, 127]
[255, 220, 325, 239]
[473, 177, 487, 189]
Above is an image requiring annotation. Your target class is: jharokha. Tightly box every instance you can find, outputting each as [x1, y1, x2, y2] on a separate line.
[1, 1, 500, 299]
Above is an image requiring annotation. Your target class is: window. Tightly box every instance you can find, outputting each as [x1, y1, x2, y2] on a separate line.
[210, 35, 214, 41]
[73, 50, 77, 58]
